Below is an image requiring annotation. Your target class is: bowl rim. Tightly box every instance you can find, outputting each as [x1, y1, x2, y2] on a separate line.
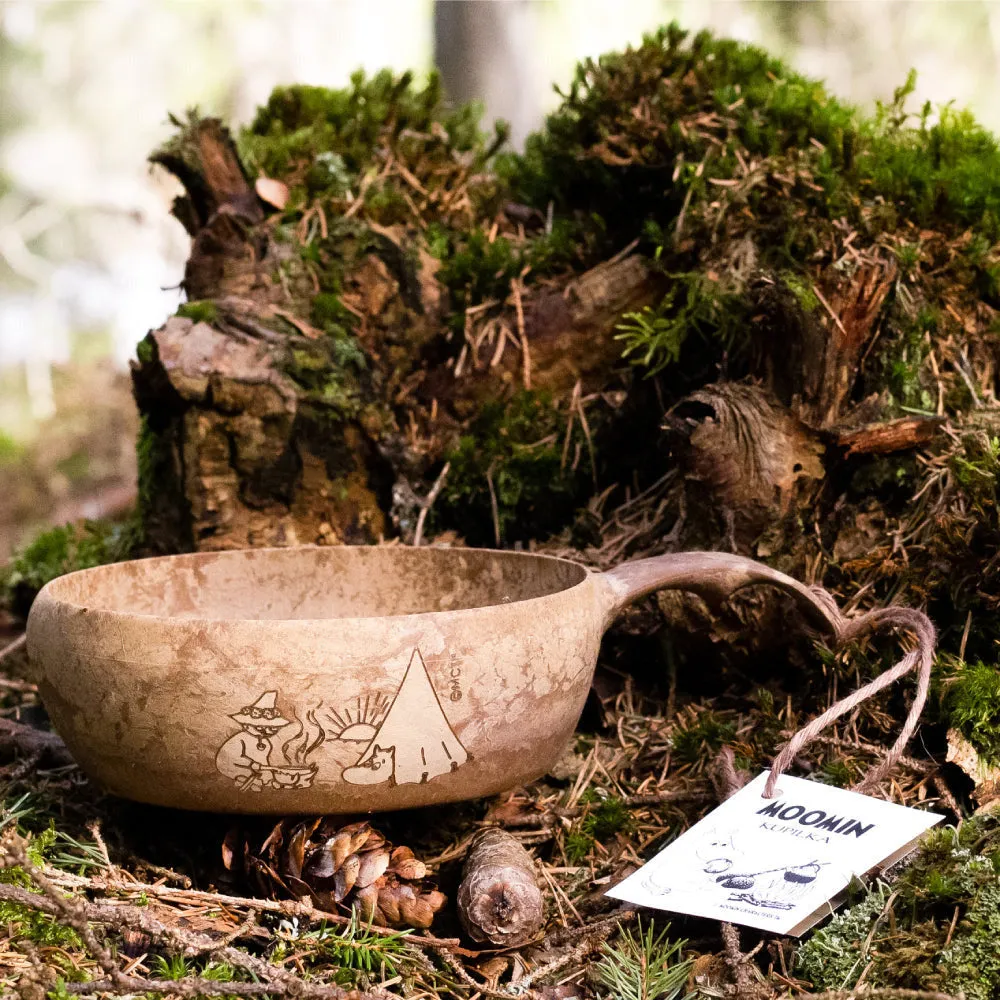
[29, 544, 599, 626]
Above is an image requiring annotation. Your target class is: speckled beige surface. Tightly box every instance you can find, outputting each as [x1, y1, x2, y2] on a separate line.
[26, 547, 837, 814]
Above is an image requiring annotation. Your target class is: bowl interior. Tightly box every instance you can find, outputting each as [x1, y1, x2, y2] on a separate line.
[40, 546, 588, 621]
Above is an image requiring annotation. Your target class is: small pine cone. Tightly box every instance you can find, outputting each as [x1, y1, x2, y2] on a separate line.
[241, 818, 445, 929]
[458, 827, 544, 946]
[359, 877, 448, 929]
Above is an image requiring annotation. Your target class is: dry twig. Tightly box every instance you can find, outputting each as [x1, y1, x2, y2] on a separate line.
[413, 461, 451, 547]
[1, 836, 380, 999]
[0, 634, 26, 664]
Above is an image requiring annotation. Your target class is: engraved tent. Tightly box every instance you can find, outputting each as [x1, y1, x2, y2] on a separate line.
[342, 648, 468, 786]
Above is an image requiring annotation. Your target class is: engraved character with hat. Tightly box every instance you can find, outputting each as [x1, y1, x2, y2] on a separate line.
[215, 692, 291, 791]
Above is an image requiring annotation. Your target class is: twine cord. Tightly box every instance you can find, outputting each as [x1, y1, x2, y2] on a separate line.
[714, 745, 750, 801]
[708, 600, 934, 1000]
[763, 593, 936, 799]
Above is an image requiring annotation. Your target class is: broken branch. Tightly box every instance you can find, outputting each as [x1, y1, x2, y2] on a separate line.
[835, 416, 944, 456]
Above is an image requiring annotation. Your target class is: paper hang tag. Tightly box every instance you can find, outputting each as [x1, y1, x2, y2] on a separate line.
[606, 772, 942, 936]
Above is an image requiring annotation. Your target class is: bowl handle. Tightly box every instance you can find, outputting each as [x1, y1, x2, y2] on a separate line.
[598, 551, 839, 635]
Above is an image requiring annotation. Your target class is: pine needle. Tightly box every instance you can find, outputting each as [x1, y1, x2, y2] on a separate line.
[593, 919, 693, 1000]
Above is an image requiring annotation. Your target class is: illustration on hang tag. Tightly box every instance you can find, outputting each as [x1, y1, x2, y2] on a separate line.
[607, 772, 943, 936]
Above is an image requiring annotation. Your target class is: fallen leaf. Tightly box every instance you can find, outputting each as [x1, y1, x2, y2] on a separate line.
[946, 727, 1000, 811]
[255, 176, 289, 210]
[537, 986, 585, 1000]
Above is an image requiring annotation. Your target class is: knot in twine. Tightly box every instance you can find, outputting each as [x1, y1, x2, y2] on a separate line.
[758, 590, 936, 800]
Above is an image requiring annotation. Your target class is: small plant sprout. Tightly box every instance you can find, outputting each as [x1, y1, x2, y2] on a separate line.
[152, 953, 192, 981]
[616, 306, 688, 374]
[0, 792, 35, 831]
[594, 919, 693, 1000]
[288, 911, 414, 985]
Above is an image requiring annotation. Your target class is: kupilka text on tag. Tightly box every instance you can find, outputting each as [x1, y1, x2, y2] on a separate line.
[607, 772, 943, 935]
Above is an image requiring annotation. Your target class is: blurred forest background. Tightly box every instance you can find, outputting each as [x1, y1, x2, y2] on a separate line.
[3, 0, 1000, 558]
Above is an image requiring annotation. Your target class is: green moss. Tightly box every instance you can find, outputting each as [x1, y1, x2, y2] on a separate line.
[0, 864, 33, 890]
[503, 26, 1000, 262]
[310, 291, 355, 336]
[863, 89, 1000, 231]
[238, 69, 496, 196]
[670, 711, 737, 763]
[780, 271, 820, 313]
[285, 336, 367, 422]
[939, 879, 1000, 1000]
[438, 390, 594, 545]
[951, 434, 1000, 495]
[436, 230, 525, 316]
[134, 334, 156, 365]
[0, 829, 82, 949]
[901, 822, 1000, 898]
[25, 825, 58, 867]
[866, 305, 937, 413]
[860, 429, 1000, 658]
[2, 519, 138, 617]
[582, 795, 635, 841]
[500, 24, 857, 258]
[424, 223, 450, 261]
[176, 299, 219, 324]
[817, 758, 853, 788]
[564, 830, 595, 864]
[942, 660, 1000, 764]
[306, 151, 352, 197]
[797, 821, 1000, 997]
[797, 883, 891, 991]
[894, 241, 922, 274]
[0, 899, 82, 949]
[364, 185, 410, 226]
[153, 955, 238, 981]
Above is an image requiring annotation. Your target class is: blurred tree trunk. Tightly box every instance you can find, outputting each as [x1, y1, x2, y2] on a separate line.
[434, 0, 545, 149]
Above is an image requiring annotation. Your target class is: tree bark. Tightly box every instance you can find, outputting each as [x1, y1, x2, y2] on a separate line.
[134, 117, 665, 553]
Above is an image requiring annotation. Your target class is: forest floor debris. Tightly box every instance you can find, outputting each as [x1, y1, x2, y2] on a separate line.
[0, 575, 987, 1000]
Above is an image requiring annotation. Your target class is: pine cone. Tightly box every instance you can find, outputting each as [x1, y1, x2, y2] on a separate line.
[236, 819, 446, 929]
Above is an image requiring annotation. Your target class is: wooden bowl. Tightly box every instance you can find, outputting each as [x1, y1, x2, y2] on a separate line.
[26, 546, 837, 813]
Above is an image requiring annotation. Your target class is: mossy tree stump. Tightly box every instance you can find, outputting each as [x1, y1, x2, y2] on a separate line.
[133, 29, 1000, 609]
[134, 106, 663, 553]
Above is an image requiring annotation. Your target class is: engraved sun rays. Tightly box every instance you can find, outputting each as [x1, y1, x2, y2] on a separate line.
[325, 693, 391, 743]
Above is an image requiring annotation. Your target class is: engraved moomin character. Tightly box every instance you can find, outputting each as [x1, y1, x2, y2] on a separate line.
[342, 648, 468, 786]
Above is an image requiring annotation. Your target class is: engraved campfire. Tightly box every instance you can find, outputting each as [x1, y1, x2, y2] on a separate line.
[280, 709, 326, 781]
[281, 711, 326, 767]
